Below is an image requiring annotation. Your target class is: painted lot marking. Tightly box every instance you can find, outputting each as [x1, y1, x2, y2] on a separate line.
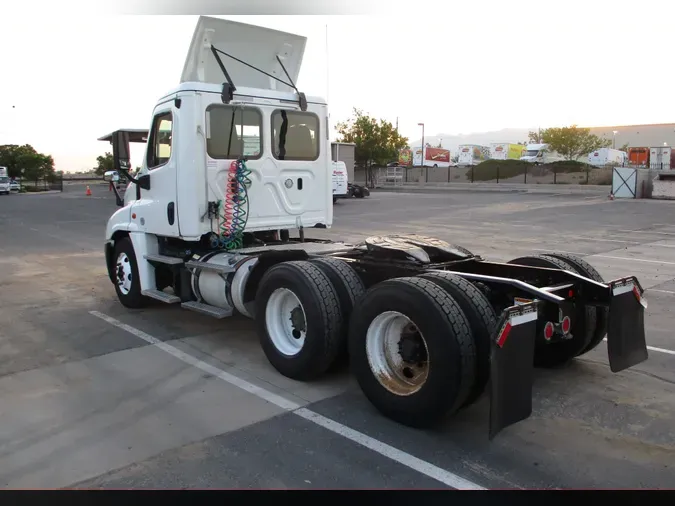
[532, 249, 675, 266]
[89, 310, 485, 490]
[601, 339, 675, 357]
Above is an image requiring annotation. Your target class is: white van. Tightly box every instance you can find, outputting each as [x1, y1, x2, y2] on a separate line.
[519, 143, 565, 165]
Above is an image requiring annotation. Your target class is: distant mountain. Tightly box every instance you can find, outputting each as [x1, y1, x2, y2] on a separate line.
[410, 127, 536, 153]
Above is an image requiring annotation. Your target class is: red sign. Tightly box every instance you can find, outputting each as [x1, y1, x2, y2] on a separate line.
[425, 147, 450, 163]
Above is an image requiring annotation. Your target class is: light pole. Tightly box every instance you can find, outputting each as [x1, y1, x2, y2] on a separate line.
[418, 122, 425, 167]
[613, 130, 618, 149]
[418, 122, 426, 182]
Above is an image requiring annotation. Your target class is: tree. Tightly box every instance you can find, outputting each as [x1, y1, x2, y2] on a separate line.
[540, 125, 612, 161]
[94, 152, 114, 176]
[0, 144, 55, 181]
[620, 142, 629, 152]
[335, 108, 409, 175]
[528, 130, 543, 143]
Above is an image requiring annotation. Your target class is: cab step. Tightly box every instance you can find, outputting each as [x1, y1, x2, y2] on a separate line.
[144, 254, 185, 265]
[181, 301, 232, 318]
[142, 289, 181, 304]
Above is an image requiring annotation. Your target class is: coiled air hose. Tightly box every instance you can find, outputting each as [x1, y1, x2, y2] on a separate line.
[218, 158, 251, 250]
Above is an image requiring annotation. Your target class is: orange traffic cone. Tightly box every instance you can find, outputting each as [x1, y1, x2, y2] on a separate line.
[86, 185, 92, 196]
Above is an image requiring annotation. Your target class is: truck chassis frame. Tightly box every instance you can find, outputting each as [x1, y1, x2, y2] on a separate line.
[104, 230, 648, 439]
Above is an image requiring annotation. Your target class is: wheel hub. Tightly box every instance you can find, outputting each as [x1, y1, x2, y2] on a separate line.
[365, 311, 430, 396]
[115, 252, 133, 295]
[265, 288, 307, 357]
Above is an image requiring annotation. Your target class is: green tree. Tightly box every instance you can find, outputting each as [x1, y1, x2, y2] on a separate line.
[528, 130, 543, 143]
[620, 142, 629, 152]
[335, 108, 409, 184]
[0, 144, 55, 182]
[540, 125, 612, 161]
[94, 152, 114, 176]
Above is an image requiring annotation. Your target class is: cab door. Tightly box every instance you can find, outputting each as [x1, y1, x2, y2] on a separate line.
[131, 104, 180, 237]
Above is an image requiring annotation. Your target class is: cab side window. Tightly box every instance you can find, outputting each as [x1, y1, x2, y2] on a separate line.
[147, 111, 173, 169]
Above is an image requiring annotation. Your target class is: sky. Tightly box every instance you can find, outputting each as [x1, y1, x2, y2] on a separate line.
[1, 1, 673, 172]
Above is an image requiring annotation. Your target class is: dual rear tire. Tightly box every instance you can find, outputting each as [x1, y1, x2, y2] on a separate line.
[256, 258, 496, 428]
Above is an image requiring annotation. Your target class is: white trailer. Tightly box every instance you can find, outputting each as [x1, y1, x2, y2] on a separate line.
[0, 167, 10, 195]
[100, 16, 648, 439]
[457, 145, 490, 166]
[650, 146, 672, 170]
[587, 148, 627, 166]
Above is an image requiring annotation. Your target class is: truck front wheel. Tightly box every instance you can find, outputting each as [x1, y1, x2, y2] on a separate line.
[255, 261, 343, 381]
[112, 237, 149, 309]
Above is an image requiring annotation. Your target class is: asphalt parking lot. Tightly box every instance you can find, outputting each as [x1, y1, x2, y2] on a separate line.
[1, 182, 675, 489]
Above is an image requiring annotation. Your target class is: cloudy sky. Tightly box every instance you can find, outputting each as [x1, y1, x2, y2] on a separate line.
[1, 0, 672, 171]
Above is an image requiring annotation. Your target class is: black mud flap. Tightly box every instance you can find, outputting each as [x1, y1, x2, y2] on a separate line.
[606, 277, 648, 373]
[489, 301, 539, 440]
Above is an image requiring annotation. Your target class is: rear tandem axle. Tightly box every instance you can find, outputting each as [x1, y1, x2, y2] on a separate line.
[105, 233, 648, 439]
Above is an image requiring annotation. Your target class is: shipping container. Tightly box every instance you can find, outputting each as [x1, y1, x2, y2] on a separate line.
[650, 146, 672, 170]
[628, 147, 649, 166]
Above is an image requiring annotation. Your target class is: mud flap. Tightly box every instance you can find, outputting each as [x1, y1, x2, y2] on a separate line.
[606, 277, 648, 373]
[489, 301, 539, 440]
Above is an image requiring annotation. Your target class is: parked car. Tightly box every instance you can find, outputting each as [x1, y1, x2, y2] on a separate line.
[9, 179, 20, 192]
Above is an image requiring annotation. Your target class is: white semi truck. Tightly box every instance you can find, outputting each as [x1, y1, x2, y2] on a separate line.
[101, 16, 648, 439]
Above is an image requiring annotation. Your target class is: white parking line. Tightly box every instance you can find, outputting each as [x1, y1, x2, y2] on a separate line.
[650, 289, 675, 295]
[532, 249, 675, 266]
[89, 310, 485, 490]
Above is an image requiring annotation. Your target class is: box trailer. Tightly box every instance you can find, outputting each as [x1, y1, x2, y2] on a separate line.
[398, 148, 412, 166]
[650, 146, 672, 170]
[490, 143, 524, 160]
[457, 145, 490, 166]
[412, 146, 452, 167]
[587, 148, 627, 166]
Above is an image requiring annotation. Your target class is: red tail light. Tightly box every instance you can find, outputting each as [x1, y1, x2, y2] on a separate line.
[561, 316, 571, 334]
[543, 322, 554, 341]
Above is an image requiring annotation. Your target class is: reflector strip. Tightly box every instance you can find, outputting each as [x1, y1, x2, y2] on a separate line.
[496, 322, 511, 348]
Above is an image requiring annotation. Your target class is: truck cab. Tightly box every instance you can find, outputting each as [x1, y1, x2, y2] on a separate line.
[104, 16, 331, 249]
[519, 143, 564, 165]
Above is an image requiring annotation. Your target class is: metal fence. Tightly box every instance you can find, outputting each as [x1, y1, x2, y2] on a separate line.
[20, 174, 63, 192]
[354, 164, 619, 187]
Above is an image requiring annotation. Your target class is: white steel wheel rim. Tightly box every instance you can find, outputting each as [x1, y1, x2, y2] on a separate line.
[265, 288, 307, 357]
[365, 311, 429, 396]
[116, 252, 133, 295]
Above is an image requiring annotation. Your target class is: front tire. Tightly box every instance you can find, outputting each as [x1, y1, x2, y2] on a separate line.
[348, 277, 475, 428]
[255, 261, 343, 381]
[112, 237, 149, 309]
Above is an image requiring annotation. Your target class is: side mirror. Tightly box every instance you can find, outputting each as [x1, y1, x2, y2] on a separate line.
[103, 170, 116, 182]
[111, 131, 132, 173]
